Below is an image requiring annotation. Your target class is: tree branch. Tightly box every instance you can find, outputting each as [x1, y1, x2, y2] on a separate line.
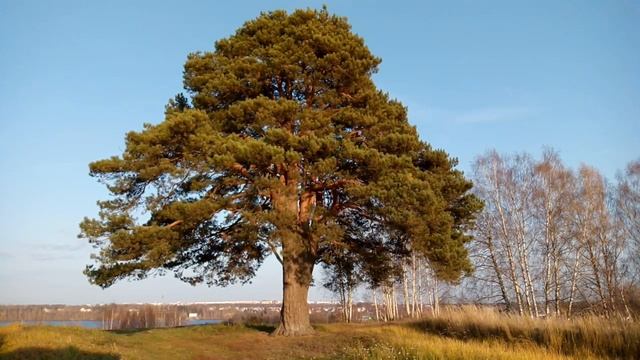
[266, 239, 283, 264]
[310, 178, 362, 192]
[166, 220, 183, 228]
[231, 163, 255, 179]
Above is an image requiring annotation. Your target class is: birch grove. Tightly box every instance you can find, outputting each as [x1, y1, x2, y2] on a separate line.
[322, 150, 639, 321]
[469, 150, 637, 318]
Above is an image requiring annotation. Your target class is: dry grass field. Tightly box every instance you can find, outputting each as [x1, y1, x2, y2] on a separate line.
[1, 308, 638, 360]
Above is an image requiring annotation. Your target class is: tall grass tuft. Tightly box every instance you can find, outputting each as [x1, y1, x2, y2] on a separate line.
[410, 306, 640, 359]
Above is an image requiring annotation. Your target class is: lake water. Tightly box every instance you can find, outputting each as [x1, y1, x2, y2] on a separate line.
[185, 319, 224, 326]
[0, 319, 223, 329]
[0, 320, 104, 328]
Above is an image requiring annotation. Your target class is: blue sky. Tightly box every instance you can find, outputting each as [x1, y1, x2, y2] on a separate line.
[0, 0, 638, 304]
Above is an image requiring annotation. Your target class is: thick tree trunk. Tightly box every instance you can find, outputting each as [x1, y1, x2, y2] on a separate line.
[271, 227, 316, 336]
[270, 169, 317, 336]
[272, 253, 315, 336]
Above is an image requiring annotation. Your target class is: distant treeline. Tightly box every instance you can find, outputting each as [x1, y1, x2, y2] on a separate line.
[0, 302, 372, 329]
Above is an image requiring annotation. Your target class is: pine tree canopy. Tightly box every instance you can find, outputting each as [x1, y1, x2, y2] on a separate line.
[80, 8, 482, 292]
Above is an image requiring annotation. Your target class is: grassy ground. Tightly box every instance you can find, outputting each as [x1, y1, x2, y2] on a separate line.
[1, 309, 638, 359]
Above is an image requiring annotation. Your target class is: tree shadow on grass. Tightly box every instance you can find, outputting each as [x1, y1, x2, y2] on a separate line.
[0, 346, 119, 360]
[109, 328, 153, 336]
[244, 324, 276, 333]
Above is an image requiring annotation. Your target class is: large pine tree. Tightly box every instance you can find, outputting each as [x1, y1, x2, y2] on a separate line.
[80, 8, 481, 335]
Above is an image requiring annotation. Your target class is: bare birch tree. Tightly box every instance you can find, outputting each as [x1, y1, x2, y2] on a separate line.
[615, 160, 640, 286]
[468, 149, 637, 318]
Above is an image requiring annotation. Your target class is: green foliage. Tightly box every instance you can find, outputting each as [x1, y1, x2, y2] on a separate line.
[80, 8, 481, 289]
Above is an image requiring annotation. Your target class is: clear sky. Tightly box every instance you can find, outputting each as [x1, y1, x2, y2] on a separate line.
[0, 0, 638, 305]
